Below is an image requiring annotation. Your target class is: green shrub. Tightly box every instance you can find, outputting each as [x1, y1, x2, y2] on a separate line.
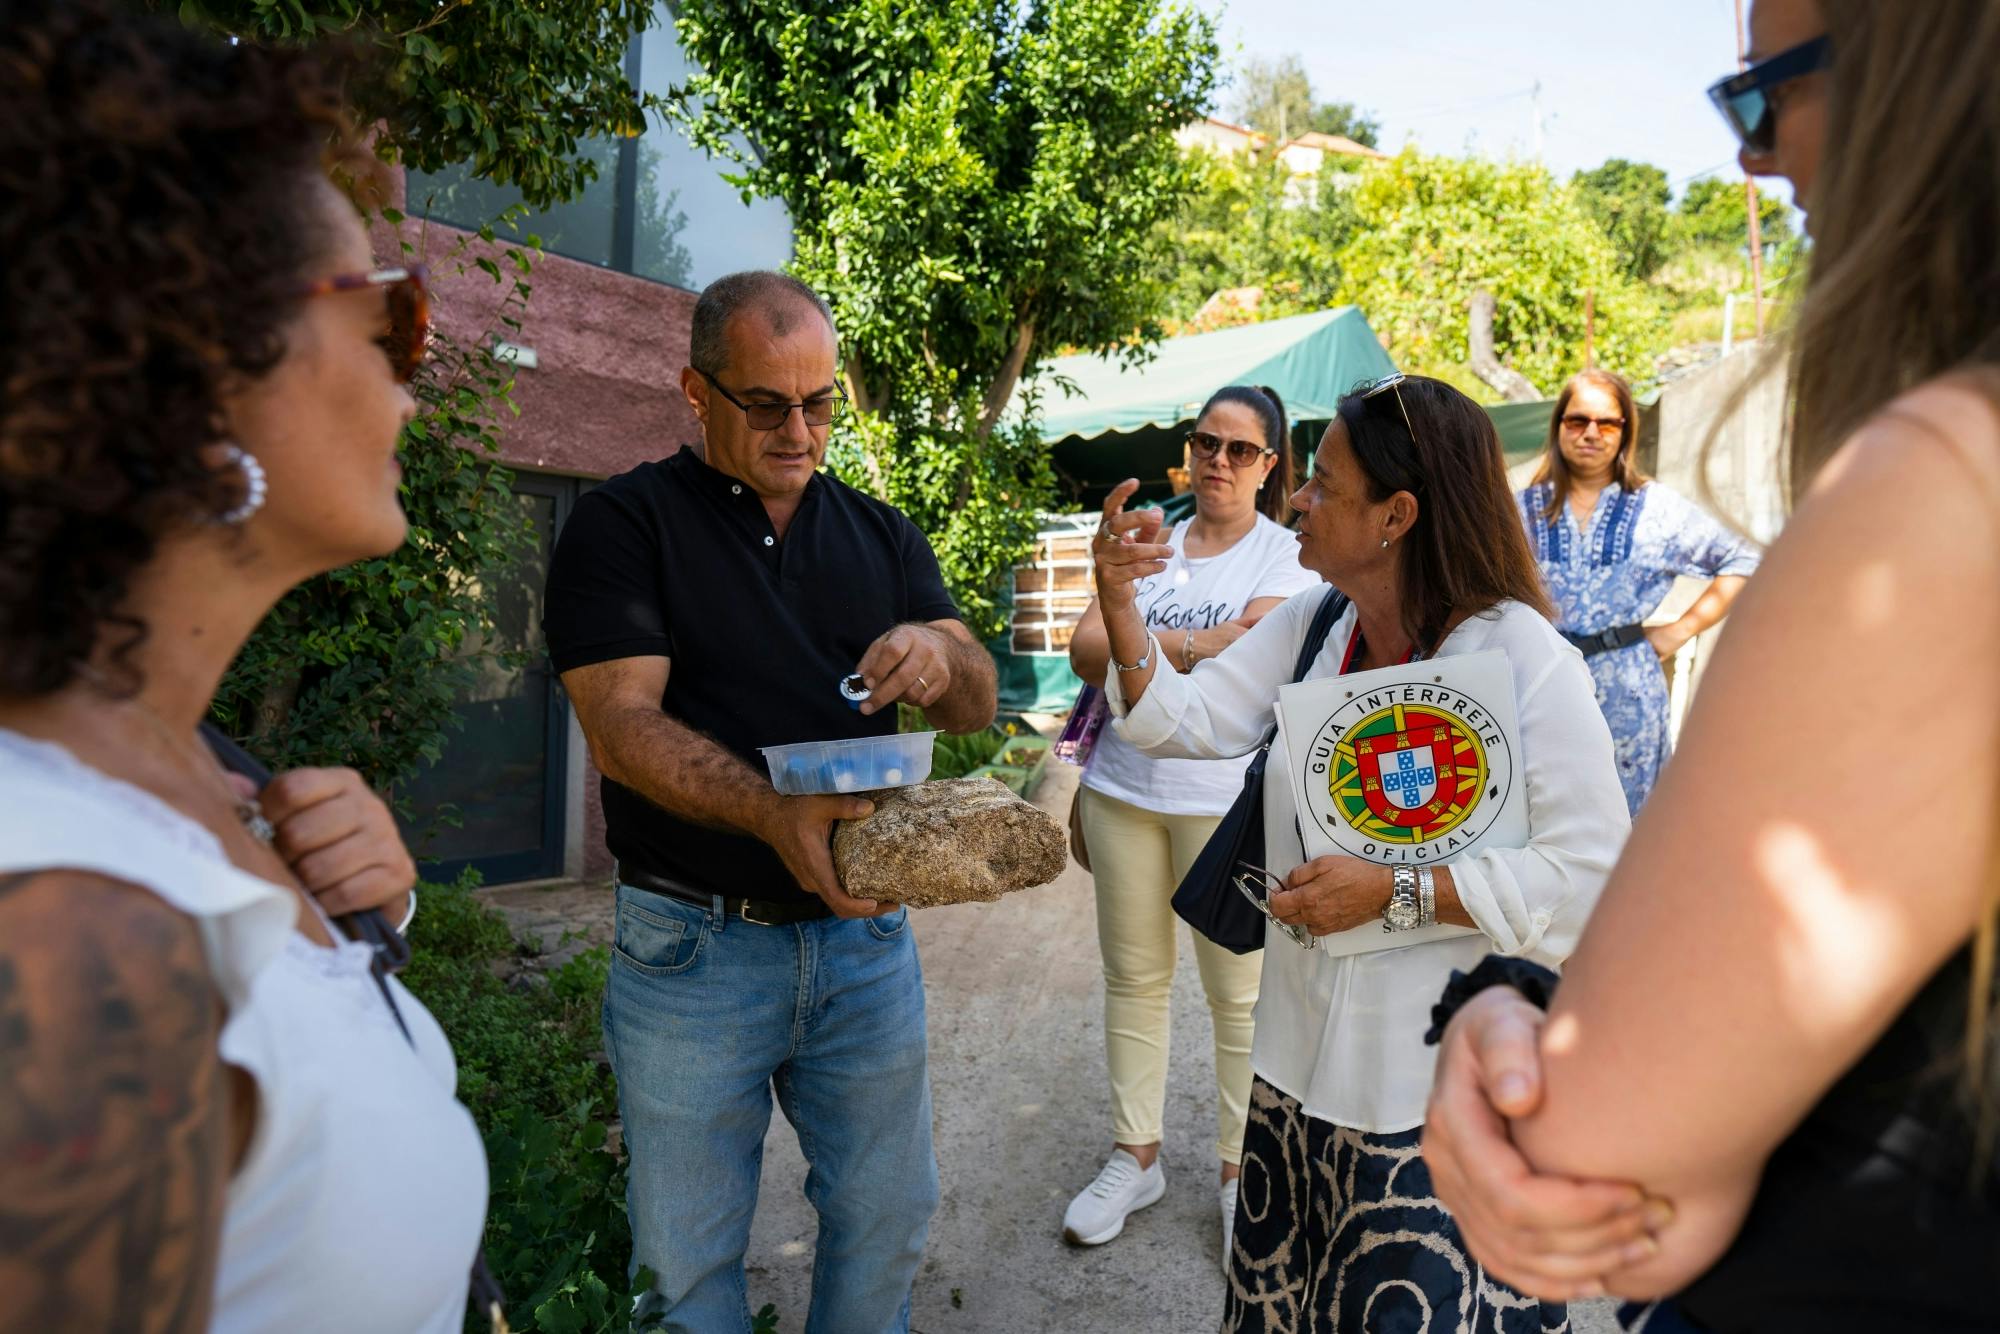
[403, 873, 651, 1332]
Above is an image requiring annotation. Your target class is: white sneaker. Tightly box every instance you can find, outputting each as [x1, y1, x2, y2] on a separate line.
[1220, 1177, 1239, 1274]
[1062, 1149, 1166, 1246]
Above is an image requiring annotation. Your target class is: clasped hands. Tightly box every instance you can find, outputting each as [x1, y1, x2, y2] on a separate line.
[1422, 988, 1678, 1302]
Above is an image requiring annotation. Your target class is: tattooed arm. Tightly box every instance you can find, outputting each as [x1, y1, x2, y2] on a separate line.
[0, 871, 233, 1334]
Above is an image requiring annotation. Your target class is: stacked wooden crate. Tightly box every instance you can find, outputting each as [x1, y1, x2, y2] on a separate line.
[1009, 519, 1096, 655]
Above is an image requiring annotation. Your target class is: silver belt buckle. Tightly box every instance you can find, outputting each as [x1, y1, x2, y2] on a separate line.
[737, 899, 779, 926]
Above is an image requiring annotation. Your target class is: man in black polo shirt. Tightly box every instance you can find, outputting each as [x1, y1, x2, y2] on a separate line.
[543, 270, 996, 1332]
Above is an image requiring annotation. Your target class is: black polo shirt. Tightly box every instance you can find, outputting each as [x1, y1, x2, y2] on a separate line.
[542, 447, 960, 903]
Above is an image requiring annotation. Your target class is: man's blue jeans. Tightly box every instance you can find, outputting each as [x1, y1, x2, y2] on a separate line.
[603, 881, 939, 1334]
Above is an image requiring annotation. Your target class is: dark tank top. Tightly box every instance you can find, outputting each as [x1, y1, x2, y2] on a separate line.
[1675, 947, 2000, 1332]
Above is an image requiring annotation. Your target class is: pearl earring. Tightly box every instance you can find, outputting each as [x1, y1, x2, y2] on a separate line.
[213, 444, 268, 526]
[1380, 538, 1391, 548]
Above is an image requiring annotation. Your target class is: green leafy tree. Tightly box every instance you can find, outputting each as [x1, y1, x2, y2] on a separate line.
[1573, 158, 1674, 281]
[1158, 147, 1356, 326]
[1674, 176, 1796, 253]
[1231, 53, 1379, 147]
[1307, 101, 1381, 149]
[672, 0, 1220, 637]
[159, 0, 662, 209]
[1234, 53, 1313, 139]
[1335, 149, 1668, 395]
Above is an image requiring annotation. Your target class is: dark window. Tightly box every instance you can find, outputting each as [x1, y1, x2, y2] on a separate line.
[401, 474, 583, 885]
[403, 3, 792, 290]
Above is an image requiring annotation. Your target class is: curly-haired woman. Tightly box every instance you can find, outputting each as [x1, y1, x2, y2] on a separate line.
[0, 3, 485, 1330]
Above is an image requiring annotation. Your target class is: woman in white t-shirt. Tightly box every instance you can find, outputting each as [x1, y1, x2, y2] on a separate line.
[1061, 385, 1321, 1260]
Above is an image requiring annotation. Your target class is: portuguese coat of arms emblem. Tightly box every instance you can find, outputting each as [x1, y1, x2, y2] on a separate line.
[1277, 649, 1526, 866]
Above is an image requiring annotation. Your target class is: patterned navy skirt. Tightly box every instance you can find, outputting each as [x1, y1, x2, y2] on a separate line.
[1224, 1077, 1569, 1334]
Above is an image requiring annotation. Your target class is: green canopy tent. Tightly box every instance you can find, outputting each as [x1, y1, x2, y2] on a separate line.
[1029, 307, 1397, 510]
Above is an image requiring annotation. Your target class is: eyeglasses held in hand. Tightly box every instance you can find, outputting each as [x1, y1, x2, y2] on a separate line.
[697, 366, 848, 431]
[296, 265, 431, 384]
[1707, 34, 1830, 155]
[1357, 372, 1422, 454]
[1560, 413, 1626, 440]
[1186, 431, 1276, 467]
[1232, 862, 1316, 951]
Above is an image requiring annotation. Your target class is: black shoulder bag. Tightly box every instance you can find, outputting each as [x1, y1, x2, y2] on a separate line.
[1170, 587, 1348, 955]
[199, 724, 510, 1334]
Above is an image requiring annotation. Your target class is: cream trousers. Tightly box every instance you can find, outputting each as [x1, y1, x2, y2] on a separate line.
[1076, 785, 1263, 1164]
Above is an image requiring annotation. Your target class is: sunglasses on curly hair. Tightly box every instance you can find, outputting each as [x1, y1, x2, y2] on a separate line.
[295, 264, 432, 384]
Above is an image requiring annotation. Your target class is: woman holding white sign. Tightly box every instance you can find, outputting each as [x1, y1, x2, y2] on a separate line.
[1091, 373, 1629, 1332]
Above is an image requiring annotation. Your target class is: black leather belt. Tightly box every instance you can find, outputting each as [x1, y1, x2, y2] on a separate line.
[617, 865, 832, 925]
[1563, 623, 1648, 657]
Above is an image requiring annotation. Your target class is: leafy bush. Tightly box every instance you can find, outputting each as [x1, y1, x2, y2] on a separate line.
[211, 227, 538, 812]
[403, 873, 647, 1333]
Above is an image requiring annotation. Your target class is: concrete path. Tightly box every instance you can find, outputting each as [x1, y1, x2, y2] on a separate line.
[484, 763, 1615, 1333]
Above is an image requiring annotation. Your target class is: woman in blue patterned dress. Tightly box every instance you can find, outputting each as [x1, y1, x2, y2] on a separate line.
[1517, 370, 1761, 814]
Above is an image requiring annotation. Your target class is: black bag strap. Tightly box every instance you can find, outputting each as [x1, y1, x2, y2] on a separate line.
[1291, 587, 1351, 686]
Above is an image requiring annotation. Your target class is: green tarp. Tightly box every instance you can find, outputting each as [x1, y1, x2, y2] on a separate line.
[1033, 306, 1397, 441]
[1487, 398, 1558, 468]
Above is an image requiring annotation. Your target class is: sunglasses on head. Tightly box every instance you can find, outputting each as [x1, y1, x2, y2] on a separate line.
[296, 264, 432, 384]
[1356, 372, 1422, 452]
[1707, 34, 1830, 155]
[1186, 431, 1275, 467]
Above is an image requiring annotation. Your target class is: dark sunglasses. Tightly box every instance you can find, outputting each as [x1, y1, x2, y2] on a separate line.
[697, 366, 847, 431]
[1560, 412, 1626, 439]
[1186, 431, 1275, 467]
[1707, 34, 1830, 155]
[296, 264, 431, 384]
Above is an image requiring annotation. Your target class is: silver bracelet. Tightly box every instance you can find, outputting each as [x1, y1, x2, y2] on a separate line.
[1417, 867, 1436, 928]
[394, 888, 418, 935]
[1182, 628, 1196, 672]
[1109, 634, 1155, 674]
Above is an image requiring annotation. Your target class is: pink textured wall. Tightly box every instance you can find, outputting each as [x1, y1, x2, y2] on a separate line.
[420, 224, 701, 478]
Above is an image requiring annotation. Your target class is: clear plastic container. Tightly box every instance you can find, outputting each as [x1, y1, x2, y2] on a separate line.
[760, 731, 937, 795]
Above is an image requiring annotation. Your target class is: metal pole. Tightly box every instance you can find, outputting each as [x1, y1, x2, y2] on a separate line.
[1734, 0, 1767, 338]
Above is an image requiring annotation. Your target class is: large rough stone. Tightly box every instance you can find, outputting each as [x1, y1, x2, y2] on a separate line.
[832, 777, 1067, 907]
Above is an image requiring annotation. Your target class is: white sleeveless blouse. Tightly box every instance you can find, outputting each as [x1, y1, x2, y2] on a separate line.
[0, 730, 487, 1333]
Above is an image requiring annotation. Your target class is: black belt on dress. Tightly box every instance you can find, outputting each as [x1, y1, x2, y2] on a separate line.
[1563, 622, 1648, 657]
[617, 864, 833, 925]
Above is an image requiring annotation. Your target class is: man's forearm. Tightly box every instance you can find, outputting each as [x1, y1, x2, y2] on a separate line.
[587, 706, 777, 840]
[925, 631, 998, 734]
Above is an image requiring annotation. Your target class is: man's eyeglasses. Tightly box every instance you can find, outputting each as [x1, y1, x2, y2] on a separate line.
[1232, 863, 1316, 951]
[296, 265, 431, 384]
[1707, 34, 1830, 155]
[1357, 372, 1422, 452]
[1186, 431, 1276, 467]
[1560, 413, 1626, 441]
[696, 366, 848, 431]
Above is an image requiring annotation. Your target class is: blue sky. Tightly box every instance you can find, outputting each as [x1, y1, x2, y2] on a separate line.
[1200, 0, 1761, 202]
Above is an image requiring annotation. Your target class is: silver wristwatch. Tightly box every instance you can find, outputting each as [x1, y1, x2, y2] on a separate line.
[1383, 865, 1421, 932]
